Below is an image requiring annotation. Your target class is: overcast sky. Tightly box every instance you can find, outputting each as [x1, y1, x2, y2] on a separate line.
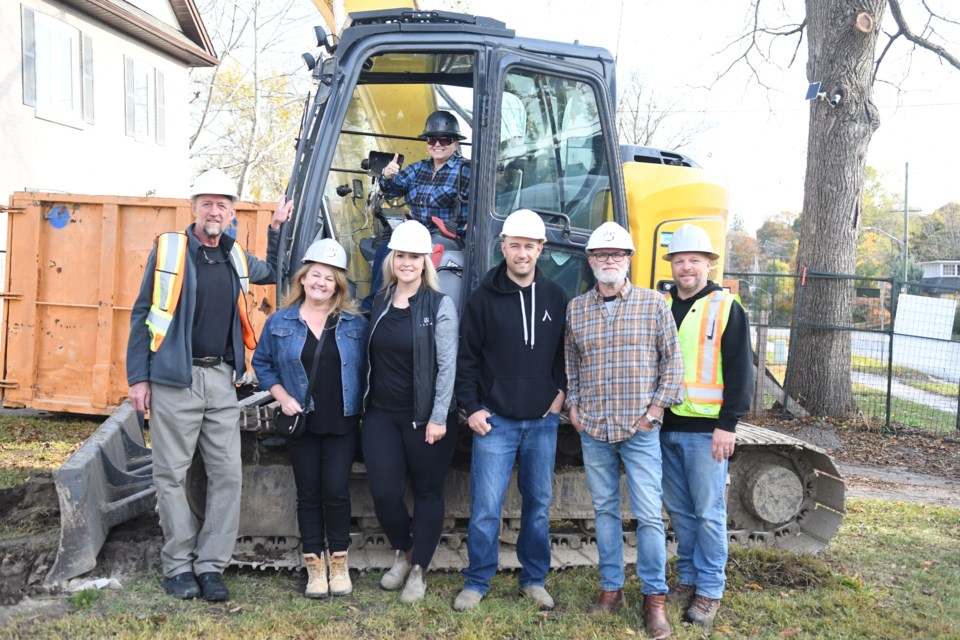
[460, 0, 960, 232]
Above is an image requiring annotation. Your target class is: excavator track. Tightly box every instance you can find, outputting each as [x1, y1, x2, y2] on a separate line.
[47, 394, 844, 581]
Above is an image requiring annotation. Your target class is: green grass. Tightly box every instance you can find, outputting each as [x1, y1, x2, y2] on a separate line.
[853, 385, 956, 432]
[0, 415, 101, 489]
[4, 499, 958, 639]
[903, 380, 959, 397]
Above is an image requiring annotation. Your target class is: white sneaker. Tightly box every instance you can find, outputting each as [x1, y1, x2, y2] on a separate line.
[453, 588, 483, 612]
[380, 550, 412, 591]
[520, 585, 555, 611]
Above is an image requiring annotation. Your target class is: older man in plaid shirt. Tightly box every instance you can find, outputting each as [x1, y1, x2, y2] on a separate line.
[565, 221, 685, 640]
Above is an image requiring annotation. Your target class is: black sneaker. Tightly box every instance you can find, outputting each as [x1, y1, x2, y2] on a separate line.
[163, 572, 201, 599]
[196, 572, 230, 601]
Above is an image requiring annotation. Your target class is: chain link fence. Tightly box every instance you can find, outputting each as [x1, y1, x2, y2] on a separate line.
[727, 270, 960, 434]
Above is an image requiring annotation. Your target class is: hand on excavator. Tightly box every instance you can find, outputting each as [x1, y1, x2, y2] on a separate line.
[129, 381, 150, 414]
[382, 153, 400, 180]
[271, 194, 294, 231]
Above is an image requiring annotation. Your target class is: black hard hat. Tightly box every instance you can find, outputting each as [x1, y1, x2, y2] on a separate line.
[419, 110, 465, 141]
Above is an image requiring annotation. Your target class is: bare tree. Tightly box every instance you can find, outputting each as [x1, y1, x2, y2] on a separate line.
[616, 70, 711, 150]
[190, 0, 311, 199]
[725, 0, 958, 417]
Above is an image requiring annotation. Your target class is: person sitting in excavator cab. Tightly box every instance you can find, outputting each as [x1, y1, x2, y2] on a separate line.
[378, 109, 470, 240]
[363, 110, 470, 312]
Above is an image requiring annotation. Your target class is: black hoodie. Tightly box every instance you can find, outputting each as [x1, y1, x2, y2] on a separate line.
[456, 261, 568, 419]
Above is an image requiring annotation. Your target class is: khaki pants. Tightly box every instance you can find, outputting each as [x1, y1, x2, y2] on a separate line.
[149, 362, 241, 577]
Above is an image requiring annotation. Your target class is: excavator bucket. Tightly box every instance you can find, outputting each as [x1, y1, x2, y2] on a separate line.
[46, 403, 155, 585]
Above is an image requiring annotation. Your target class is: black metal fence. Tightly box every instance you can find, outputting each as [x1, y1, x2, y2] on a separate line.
[727, 271, 960, 434]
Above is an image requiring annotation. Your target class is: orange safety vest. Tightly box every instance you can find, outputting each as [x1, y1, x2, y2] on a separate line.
[146, 232, 257, 353]
[664, 290, 736, 418]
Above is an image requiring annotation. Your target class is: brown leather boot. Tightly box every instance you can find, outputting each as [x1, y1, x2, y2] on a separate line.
[587, 589, 626, 615]
[641, 594, 672, 639]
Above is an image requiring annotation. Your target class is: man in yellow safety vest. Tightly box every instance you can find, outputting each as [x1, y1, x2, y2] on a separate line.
[127, 168, 291, 602]
[660, 223, 754, 628]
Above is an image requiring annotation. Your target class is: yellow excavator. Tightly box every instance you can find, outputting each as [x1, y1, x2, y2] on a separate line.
[41, 4, 844, 582]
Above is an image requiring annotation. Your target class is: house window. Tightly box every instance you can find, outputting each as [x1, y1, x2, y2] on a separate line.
[21, 7, 94, 126]
[124, 57, 165, 145]
[944, 264, 958, 277]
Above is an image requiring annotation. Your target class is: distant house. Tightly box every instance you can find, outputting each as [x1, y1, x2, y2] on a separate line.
[920, 260, 960, 293]
[0, 0, 217, 205]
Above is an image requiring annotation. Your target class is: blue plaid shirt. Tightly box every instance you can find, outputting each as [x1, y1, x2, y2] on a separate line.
[379, 154, 470, 235]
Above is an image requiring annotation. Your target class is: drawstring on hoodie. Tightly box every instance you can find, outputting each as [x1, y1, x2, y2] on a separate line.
[518, 282, 537, 349]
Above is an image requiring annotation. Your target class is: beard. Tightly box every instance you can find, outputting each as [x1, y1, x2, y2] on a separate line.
[592, 263, 628, 286]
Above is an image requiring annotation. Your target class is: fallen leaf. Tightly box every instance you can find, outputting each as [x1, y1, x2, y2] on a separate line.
[748, 582, 764, 590]
[229, 605, 243, 614]
[780, 628, 800, 638]
[919, 561, 933, 567]
[714, 625, 735, 633]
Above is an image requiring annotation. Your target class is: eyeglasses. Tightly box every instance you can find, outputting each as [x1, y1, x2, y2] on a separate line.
[426, 136, 455, 147]
[592, 251, 629, 263]
[201, 248, 229, 264]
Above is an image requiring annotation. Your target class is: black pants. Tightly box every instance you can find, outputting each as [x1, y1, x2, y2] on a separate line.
[361, 407, 457, 568]
[287, 429, 356, 554]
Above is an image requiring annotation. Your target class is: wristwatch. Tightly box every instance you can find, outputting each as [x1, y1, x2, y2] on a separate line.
[645, 412, 663, 429]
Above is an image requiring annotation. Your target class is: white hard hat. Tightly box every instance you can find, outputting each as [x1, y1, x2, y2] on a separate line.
[388, 220, 433, 254]
[190, 168, 238, 201]
[662, 224, 719, 261]
[501, 209, 546, 241]
[302, 238, 348, 270]
[586, 221, 634, 253]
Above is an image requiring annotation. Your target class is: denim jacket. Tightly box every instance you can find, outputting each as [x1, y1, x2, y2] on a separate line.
[252, 303, 368, 415]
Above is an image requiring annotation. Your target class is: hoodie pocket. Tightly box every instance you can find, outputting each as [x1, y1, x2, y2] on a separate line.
[488, 375, 558, 417]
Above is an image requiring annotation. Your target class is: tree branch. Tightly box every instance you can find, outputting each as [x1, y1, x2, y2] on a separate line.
[887, 0, 960, 70]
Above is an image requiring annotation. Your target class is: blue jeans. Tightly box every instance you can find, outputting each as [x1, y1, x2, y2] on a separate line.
[462, 411, 559, 594]
[580, 427, 667, 594]
[660, 430, 729, 599]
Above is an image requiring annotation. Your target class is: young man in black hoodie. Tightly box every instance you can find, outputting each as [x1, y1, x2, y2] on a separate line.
[660, 223, 754, 628]
[453, 209, 568, 612]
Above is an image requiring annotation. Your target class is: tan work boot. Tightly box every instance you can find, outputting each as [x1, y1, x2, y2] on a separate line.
[684, 594, 721, 627]
[380, 549, 412, 591]
[302, 553, 328, 599]
[641, 594, 672, 639]
[327, 550, 353, 596]
[399, 565, 427, 604]
[519, 585, 555, 611]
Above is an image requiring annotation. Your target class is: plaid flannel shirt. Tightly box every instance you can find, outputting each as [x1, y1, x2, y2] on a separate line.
[379, 154, 470, 235]
[565, 280, 685, 443]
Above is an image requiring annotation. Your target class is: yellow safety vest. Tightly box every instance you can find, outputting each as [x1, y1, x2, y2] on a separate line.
[146, 232, 256, 353]
[665, 290, 736, 418]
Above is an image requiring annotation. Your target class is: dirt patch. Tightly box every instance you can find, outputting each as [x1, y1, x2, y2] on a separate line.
[0, 475, 61, 606]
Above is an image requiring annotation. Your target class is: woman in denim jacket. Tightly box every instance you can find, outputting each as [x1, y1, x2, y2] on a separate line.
[363, 220, 458, 604]
[252, 238, 368, 600]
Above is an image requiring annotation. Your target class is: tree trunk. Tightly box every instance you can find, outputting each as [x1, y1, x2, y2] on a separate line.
[789, 0, 885, 417]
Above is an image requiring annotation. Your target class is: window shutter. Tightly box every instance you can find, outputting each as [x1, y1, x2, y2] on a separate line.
[82, 34, 94, 124]
[22, 7, 36, 107]
[155, 69, 165, 145]
[124, 56, 135, 136]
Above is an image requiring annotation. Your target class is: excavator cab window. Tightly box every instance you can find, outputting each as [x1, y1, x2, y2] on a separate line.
[318, 50, 476, 303]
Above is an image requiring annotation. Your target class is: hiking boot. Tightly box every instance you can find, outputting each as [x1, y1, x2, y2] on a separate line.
[399, 565, 427, 604]
[641, 593, 671, 639]
[684, 594, 721, 627]
[327, 551, 352, 596]
[453, 588, 483, 611]
[162, 572, 200, 599]
[666, 583, 695, 607]
[519, 585, 555, 611]
[587, 589, 626, 615]
[380, 549, 412, 591]
[196, 572, 230, 602]
[303, 552, 328, 599]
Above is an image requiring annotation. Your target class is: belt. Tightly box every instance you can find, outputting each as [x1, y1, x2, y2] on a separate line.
[192, 356, 224, 368]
